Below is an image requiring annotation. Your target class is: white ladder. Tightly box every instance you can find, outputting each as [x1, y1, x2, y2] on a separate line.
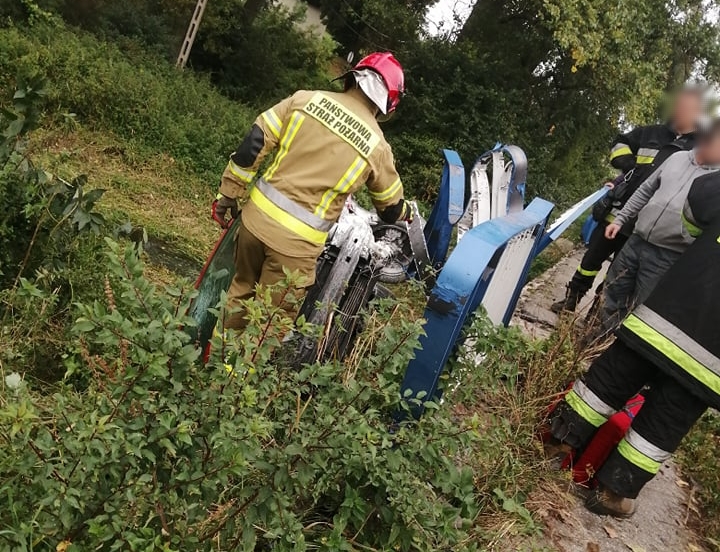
[176, 0, 209, 69]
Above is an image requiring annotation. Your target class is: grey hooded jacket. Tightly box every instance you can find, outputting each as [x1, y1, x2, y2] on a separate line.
[613, 150, 720, 252]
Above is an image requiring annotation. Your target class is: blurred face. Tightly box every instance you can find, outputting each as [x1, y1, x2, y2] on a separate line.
[672, 91, 703, 132]
[696, 132, 720, 166]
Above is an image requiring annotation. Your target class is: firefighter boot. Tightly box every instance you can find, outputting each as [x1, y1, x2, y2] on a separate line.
[543, 436, 573, 464]
[551, 284, 586, 314]
[585, 486, 637, 518]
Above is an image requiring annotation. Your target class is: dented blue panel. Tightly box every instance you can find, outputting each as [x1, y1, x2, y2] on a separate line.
[399, 197, 555, 419]
[424, 149, 465, 269]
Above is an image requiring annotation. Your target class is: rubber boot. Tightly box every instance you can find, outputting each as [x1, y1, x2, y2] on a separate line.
[551, 284, 586, 314]
[585, 486, 637, 518]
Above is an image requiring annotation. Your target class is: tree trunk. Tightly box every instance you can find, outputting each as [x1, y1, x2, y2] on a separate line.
[242, 0, 268, 24]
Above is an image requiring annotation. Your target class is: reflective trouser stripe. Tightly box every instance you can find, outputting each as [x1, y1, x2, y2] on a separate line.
[577, 265, 599, 277]
[617, 429, 671, 474]
[370, 177, 402, 202]
[261, 108, 283, 138]
[228, 159, 256, 183]
[610, 144, 632, 160]
[565, 380, 617, 428]
[265, 112, 305, 180]
[624, 306, 720, 396]
[314, 156, 367, 218]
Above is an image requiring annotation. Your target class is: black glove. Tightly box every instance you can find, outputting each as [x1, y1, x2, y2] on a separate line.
[399, 199, 414, 223]
[211, 193, 238, 229]
[378, 199, 414, 224]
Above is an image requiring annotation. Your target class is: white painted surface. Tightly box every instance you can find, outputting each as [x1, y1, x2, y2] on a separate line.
[276, 0, 325, 33]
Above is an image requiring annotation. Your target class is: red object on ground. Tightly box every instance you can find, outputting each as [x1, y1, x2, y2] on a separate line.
[542, 383, 645, 486]
[562, 394, 645, 486]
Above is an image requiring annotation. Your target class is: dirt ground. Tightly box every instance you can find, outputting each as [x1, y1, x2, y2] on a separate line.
[511, 245, 705, 552]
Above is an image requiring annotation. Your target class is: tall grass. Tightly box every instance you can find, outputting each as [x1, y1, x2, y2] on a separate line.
[0, 21, 255, 182]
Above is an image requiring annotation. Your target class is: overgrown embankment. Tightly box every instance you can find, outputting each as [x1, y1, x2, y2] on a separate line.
[0, 18, 579, 552]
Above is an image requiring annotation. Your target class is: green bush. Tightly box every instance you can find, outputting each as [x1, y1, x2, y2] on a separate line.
[0, 75, 110, 379]
[0, 22, 255, 182]
[678, 413, 720, 548]
[0, 241, 485, 551]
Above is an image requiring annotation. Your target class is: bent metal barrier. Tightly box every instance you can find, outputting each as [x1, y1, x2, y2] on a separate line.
[400, 198, 554, 418]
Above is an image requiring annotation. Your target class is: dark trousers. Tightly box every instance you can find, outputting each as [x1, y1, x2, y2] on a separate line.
[569, 221, 628, 294]
[601, 235, 681, 330]
[551, 339, 707, 498]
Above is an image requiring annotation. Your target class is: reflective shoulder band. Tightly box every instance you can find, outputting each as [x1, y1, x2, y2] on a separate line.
[250, 178, 333, 245]
[261, 108, 283, 139]
[610, 143, 632, 160]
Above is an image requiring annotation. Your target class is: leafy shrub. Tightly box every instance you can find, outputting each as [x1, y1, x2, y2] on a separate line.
[0, 241, 485, 551]
[189, 2, 337, 106]
[0, 75, 108, 379]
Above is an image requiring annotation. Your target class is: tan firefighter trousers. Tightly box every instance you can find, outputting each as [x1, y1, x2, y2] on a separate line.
[223, 218, 317, 331]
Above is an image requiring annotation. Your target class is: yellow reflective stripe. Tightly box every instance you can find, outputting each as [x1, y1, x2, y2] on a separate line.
[623, 314, 720, 396]
[605, 213, 616, 223]
[249, 186, 327, 245]
[265, 112, 305, 180]
[261, 108, 282, 139]
[370, 178, 402, 202]
[577, 265, 599, 277]
[610, 146, 632, 160]
[314, 156, 367, 219]
[617, 438, 661, 474]
[681, 212, 702, 237]
[565, 389, 607, 428]
[227, 160, 256, 183]
[635, 155, 655, 164]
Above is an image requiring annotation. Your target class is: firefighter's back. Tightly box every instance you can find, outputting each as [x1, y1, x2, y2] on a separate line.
[243, 88, 395, 258]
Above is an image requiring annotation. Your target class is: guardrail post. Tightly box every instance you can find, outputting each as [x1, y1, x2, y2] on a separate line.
[398, 197, 554, 419]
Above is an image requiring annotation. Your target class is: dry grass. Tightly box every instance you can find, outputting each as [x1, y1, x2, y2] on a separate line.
[28, 127, 220, 262]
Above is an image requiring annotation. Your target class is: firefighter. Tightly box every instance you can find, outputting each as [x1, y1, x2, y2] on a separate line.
[599, 119, 720, 331]
[211, 52, 413, 330]
[547, 169, 720, 518]
[551, 87, 704, 313]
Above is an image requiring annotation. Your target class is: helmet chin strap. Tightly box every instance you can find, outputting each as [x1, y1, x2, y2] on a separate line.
[352, 69, 390, 115]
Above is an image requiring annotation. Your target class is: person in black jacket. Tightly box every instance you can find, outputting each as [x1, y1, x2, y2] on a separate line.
[546, 170, 720, 518]
[551, 87, 705, 313]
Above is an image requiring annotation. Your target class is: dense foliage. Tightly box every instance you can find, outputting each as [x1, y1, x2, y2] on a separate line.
[1, 235, 585, 550]
[678, 413, 720, 546]
[0, 74, 572, 551]
[2, 1, 720, 549]
[0, 22, 255, 182]
[3, 0, 720, 204]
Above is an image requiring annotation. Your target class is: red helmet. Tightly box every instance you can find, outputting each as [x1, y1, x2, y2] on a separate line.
[352, 52, 405, 114]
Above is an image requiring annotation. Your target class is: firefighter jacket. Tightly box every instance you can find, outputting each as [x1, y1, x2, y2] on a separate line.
[609, 123, 697, 203]
[617, 171, 720, 410]
[219, 88, 404, 258]
[612, 150, 719, 252]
